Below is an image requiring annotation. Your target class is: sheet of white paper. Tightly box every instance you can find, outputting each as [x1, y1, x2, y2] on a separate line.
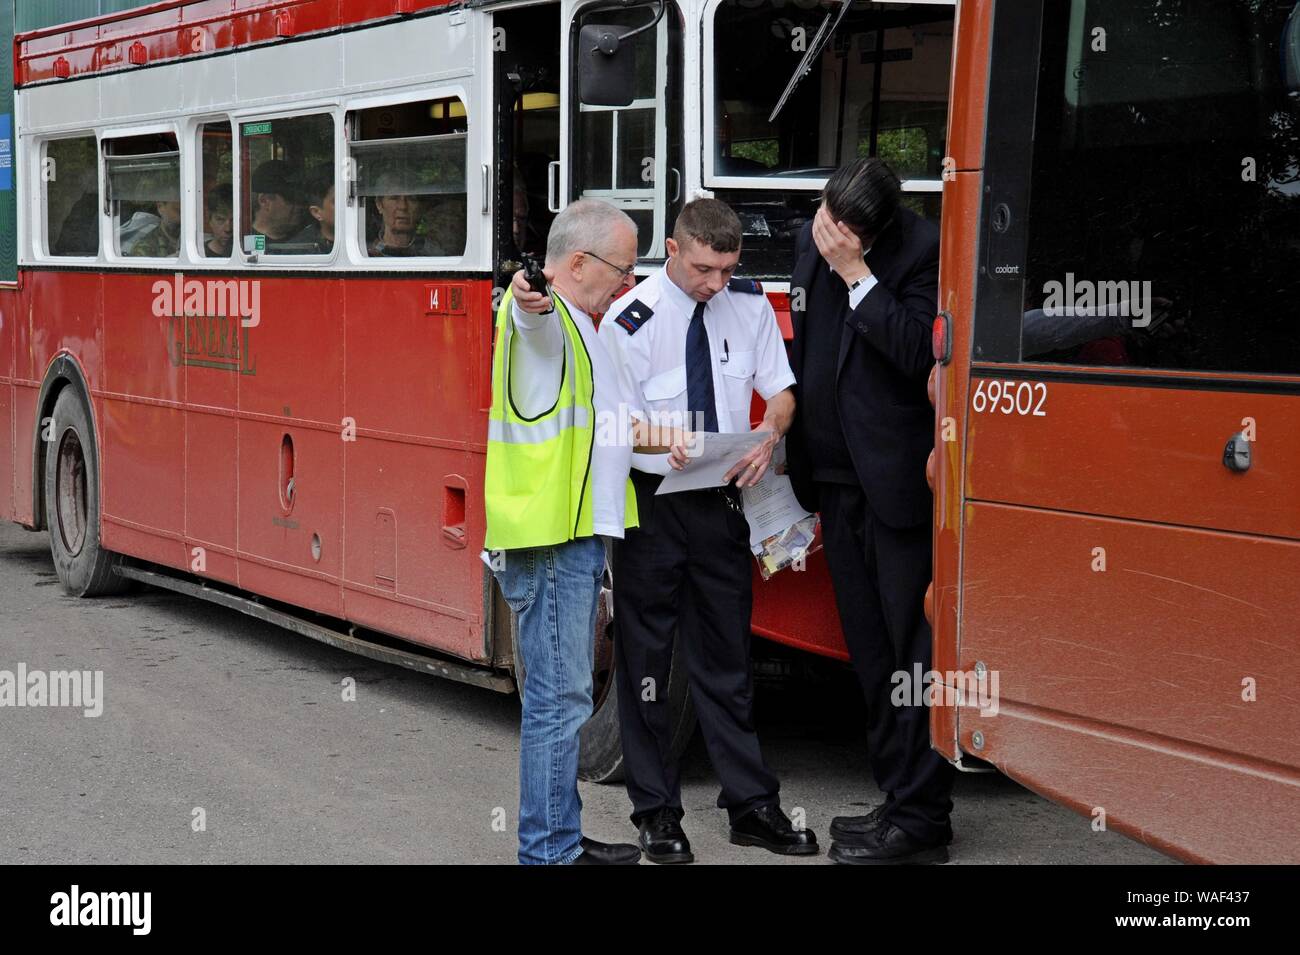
[741, 470, 813, 550]
[654, 431, 773, 495]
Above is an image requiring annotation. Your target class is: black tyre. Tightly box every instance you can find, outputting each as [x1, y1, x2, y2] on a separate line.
[511, 543, 696, 784]
[44, 387, 127, 597]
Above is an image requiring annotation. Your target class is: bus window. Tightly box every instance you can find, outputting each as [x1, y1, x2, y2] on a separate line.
[999, 0, 1300, 373]
[198, 121, 234, 260]
[239, 113, 333, 257]
[708, 0, 953, 276]
[104, 133, 181, 259]
[570, 1, 683, 259]
[45, 136, 99, 257]
[349, 97, 467, 258]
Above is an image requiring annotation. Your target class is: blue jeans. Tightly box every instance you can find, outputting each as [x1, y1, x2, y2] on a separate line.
[493, 536, 605, 865]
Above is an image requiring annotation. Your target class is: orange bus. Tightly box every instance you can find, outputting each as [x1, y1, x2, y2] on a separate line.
[932, 0, 1300, 863]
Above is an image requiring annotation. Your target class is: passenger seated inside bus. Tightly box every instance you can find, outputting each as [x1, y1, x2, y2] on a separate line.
[116, 210, 159, 254]
[511, 169, 544, 257]
[367, 170, 439, 256]
[290, 173, 335, 255]
[51, 189, 100, 256]
[249, 160, 306, 250]
[129, 199, 182, 258]
[420, 193, 467, 256]
[203, 182, 233, 258]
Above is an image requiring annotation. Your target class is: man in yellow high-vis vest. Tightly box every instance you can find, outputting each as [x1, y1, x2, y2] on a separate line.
[484, 198, 649, 865]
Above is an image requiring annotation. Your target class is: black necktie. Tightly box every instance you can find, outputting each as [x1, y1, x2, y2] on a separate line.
[686, 301, 718, 433]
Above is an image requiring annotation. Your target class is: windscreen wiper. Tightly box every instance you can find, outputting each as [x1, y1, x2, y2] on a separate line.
[768, 0, 853, 124]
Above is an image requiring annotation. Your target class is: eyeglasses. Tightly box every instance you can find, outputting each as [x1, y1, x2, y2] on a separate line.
[582, 249, 636, 280]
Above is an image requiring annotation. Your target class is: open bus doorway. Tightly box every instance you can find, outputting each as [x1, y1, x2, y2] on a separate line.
[492, 3, 562, 287]
[487, 2, 695, 783]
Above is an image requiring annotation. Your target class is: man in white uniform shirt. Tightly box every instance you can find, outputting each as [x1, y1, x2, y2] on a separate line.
[598, 198, 818, 862]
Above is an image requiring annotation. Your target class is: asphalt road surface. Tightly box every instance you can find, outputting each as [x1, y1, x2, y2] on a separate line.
[0, 521, 1172, 865]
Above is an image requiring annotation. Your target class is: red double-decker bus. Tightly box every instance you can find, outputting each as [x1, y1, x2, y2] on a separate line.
[0, 0, 954, 782]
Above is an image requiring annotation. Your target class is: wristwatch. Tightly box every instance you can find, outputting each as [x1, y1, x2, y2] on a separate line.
[847, 274, 871, 293]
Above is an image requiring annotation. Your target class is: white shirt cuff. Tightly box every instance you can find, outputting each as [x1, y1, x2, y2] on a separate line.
[758, 373, 797, 402]
[848, 275, 879, 311]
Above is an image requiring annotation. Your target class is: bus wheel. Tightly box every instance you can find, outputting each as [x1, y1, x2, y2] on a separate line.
[44, 388, 126, 597]
[511, 545, 696, 785]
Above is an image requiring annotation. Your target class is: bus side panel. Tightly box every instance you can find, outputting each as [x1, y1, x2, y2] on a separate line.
[1, 289, 13, 523]
[29, 271, 123, 538]
[749, 546, 847, 660]
[11, 281, 35, 525]
[341, 277, 491, 661]
[12, 377, 36, 527]
[1, 0, 16, 525]
[965, 381, 1300, 541]
[98, 272, 185, 556]
[185, 284, 242, 587]
[964, 705, 1300, 864]
[28, 271, 104, 385]
[235, 276, 345, 618]
[959, 500, 1300, 859]
[17, 0, 459, 84]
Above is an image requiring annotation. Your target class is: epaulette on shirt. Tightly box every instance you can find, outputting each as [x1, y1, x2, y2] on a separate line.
[613, 299, 655, 335]
[728, 277, 764, 295]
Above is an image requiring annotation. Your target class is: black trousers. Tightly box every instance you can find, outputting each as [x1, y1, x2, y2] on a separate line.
[612, 472, 780, 825]
[817, 481, 955, 841]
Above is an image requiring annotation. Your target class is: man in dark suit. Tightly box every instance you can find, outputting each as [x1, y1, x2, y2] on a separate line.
[787, 158, 955, 864]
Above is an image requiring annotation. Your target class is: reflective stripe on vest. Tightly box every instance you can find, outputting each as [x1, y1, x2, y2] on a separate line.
[487, 404, 592, 445]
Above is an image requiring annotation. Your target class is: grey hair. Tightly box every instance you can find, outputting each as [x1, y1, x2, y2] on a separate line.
[545, 198, 638, 268]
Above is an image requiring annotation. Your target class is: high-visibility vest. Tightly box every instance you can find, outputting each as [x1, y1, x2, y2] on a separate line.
[484, 287, 637, 550]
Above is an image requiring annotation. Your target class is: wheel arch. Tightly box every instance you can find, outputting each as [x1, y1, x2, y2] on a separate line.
[30, 353, 98, 533]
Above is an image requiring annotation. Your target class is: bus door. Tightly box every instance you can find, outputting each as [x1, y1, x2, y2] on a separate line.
[491, 2, 562, 285]
[490, 0, 681, 279]
[562, 0, 683, 261]
[954, 0, 1300, 860]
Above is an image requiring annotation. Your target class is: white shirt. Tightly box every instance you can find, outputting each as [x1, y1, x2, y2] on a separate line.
[598, 267, 796, 476]
[509, 293, 635, 538]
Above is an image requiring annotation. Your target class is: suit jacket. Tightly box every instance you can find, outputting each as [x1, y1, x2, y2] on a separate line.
[786, 207, 939, 529]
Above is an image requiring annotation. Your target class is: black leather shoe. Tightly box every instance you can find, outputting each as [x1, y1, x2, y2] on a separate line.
[829, 804, 889, 844]
[828, 821, 949, 865]
[638, 810, 694, 864]
[830, 807, 953, 847]
[572, 836, 641, 865]
[729, 804, 819, 856]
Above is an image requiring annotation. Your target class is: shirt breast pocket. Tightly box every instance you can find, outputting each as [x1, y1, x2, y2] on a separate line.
[721, 350, 756, 410]
[642, 364, 688, 425]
